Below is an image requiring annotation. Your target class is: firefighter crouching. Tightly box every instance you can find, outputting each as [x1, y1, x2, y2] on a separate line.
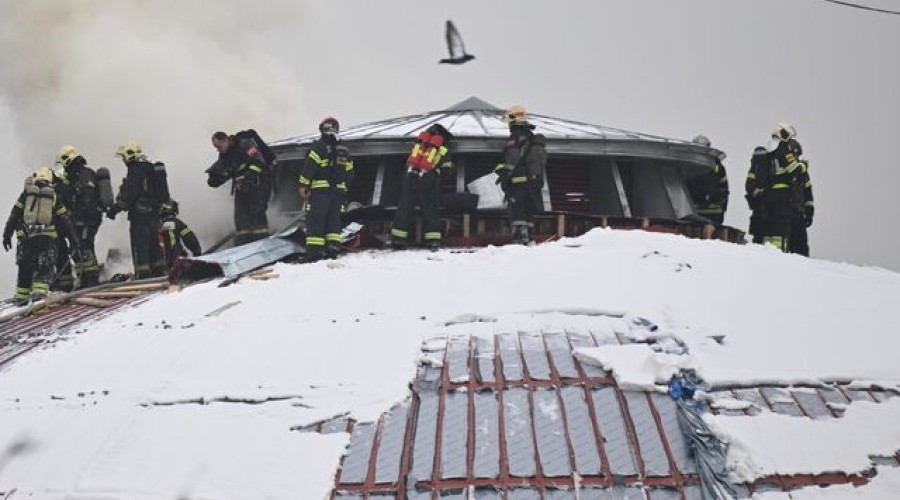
[209, 130, 274, 246]
[158, 199, 201, 270]
[298, 117, 354, 261]
[495, 105, 547, 245]
[53, 145, 112, 289]
[3, 167, 80, 305]
[107, 141, 169, 279]
[390, 124, 454, 250]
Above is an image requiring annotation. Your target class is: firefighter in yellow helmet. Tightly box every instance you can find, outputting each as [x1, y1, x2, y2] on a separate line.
[494, 105, 547, 245]
[755, 123, 811, 253]
[53, 145, 109, 289]
[2, 167, 80, 305]
[108, 141, 170, 279]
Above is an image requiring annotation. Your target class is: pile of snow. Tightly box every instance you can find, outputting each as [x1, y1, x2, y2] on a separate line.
[1, 228, 899, 498]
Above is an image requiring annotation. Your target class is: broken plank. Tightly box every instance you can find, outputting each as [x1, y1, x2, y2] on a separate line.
[82, 291, 144, 299]
[109, 282, 170, 293]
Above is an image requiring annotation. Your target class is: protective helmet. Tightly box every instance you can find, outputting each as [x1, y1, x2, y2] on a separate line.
[319, 117, 340, 136]
[115, 141, 143, 162]
[33, 166, 54, 185]
[771, 122, 797, 142]
[502, 105, 527, 124]
[691, 134, 711, 147]
[160, 199, 179, 218]
[56, 145, 79, 167]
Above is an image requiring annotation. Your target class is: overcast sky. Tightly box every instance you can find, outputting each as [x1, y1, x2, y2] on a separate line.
[0, 0, 897, 292]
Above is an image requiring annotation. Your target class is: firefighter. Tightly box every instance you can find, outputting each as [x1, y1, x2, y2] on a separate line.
[209, 130, 273, 245]
[2, 167, 80, 305]
[786, 140, 814, 256]
[757, 123, 807, 252]
[745, 146, 770, 244]
[390, 123, 454, 249]
[687, 135, 729, 226]
[298, 117, 354, 261]
[107, 141, 169, 279]
[494, 105, 547, 245]
[53, 145, 106, 288]
[50, 167, 76, 292]
[158, 199, 201, 270]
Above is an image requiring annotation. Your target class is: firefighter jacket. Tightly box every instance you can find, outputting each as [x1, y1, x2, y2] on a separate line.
[406, 127, 452, 175]
[299, 136, 354, 191]
[3, 189, 77, 244]
[216, 137, 270, 185]
[59, 156, 103, 227]
[114, 159, 169, 220]
[494, 122, 544, 186]
[687, 160, 729, 218]
[160, 216, 202, 261]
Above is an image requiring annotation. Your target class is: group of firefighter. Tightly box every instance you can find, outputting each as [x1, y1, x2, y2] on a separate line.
[687, 122, 814, 255]
[2, 104, 815, 304]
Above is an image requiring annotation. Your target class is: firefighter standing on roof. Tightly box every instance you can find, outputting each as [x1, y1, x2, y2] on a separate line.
[494, 105, 547, 245]
[299, 117, 354, 261]
[390, 124, 453, 250]
[3, 167, 80, 305]
[753, 123, 809, 253]
[107, 141, 169, 279]
[209, 130, 273, 245]
[53, 145, 110, 288]
[686, 135, 729, 226]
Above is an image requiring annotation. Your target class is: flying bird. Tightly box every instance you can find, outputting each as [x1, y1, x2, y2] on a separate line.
[439, 20, 475, 65]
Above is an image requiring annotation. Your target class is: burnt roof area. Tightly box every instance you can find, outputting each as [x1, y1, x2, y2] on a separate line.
[297, 312, 900, 500]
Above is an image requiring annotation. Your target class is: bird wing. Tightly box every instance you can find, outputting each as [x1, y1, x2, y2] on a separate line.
[445, 20, 467, 58]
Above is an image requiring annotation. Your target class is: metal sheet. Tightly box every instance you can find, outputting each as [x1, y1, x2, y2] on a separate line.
[447, 336, 471, 383]
[439, 490, 466, 499]
[375, 402, 410, 484]
[560, 386, 602, 475]
[499, 333, 524, 381]
[520, 334, 551, 380]
[406, 489, 432, 500]
[647, 488, 680, 500]
[475, 335, 496, 384]
[844, 389, 876, 403]
[791, 390, 832, 419]
[475, 488, 504, 500]
[819, 386, 848, 405]
[582, 487, 647, 500]
[592, 387, 638, 477]
[321, 415, 351, 434]
[568, 332, 607, 378]
[733, 388, 768, 415]
[410, 392, 439, 482]
[473, 391, 501, 478]
[441, 390, 469, 479]
[760, 387, 803, 417]
[504, 387, 537, 477]
[650, 393, 697, 474]
[683, 485, 704, 500]
[508, 487, 542, 500]
[623, 392, 670, 477]
[338, 422, 377, 484]
[545, 488, 578, 499]
[176, 231, 305, 280]
[532, 388, 572, 477]
[546, 332, 579, 379]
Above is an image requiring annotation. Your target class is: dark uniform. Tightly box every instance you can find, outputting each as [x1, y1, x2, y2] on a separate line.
[495, 121, 546, 245]
[159, 201, 201, 270]
[299, 122, 354, 260]
[3, 170, 79, 304]
[208, 135, 272, 245]
[687, 159, 729, 226]
[788, 154, 814, 257]
[758, 140, 806, 252]
[745, 146, 771, 244]
[109, 145, 169, 279]
[390, 124, 453, 249]
[56, 155, 105, 288]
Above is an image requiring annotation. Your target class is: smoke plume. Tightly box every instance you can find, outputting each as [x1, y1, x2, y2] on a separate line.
[0, 0, 308, 288]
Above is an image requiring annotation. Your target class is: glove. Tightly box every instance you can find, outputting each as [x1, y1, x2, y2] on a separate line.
[804, 207, 814, 227]
[2, 235, 11, 252]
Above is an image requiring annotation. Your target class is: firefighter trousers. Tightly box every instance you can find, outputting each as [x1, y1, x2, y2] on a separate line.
[391, 171, 441, 245]
[16, 235, 57, 301]
[509, 179, 543, 242]
[788, 218, 809, 257]
[234, 176, 271, 246]
[53, 238, 75, 292]
[129, 216, 166, 279]
[305, 188, 342, 258]
[73, 224, 100, 288]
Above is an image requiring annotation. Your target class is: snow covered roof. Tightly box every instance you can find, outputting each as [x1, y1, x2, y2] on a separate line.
[2, 230, 900, 498]
[271, 96, 694, 146]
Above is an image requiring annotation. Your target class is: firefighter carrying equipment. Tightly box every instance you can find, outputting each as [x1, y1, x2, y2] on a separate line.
[56, 145, 79, 168]
[406, 124, 453, 174]
[23, 168, 57, 227]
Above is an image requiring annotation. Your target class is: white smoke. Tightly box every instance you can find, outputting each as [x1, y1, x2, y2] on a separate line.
[0, 0, 309, 290]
